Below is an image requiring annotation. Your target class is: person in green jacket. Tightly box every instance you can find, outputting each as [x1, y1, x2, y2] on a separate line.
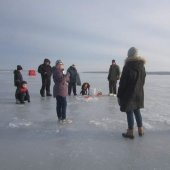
[107, 60, 120, 96]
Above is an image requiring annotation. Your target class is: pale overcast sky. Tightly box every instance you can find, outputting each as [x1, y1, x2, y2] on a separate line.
[0, 0, 170, 71]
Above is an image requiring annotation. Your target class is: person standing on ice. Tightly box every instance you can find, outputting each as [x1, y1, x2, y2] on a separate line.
[107, 59, 120, 96]
[53, 60, 70, 122]
[13, 65, 23, 103]
[67, 64, 80, 96]
[38, 58, 52, 97]
[117, 47, 146, 139]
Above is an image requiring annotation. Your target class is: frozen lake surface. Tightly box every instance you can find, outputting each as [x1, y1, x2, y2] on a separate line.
[0, 71, 170, 170]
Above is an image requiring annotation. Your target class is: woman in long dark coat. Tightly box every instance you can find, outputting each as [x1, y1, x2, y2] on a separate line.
[117, 47, 146, 139]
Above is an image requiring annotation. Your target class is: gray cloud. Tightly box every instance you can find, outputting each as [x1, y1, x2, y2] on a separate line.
[0, 0, 170, 71]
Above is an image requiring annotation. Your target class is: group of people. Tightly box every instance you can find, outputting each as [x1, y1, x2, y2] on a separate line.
[37, 59, 81, 97]
[13, 47, 146, 139]
[14, 59, 81, 122]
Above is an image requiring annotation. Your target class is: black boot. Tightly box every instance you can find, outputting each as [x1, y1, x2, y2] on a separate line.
[40, 90, 45, 97]
[46, 93, 52, 96]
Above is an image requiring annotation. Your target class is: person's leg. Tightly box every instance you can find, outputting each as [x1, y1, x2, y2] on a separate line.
[113, 80, 117, 95]
[68, 83, 72, 95]
[109, 81, 113, 94]
[61, 96, 67, 120]
[73, 83, 77, 95]
[56, 96, 62, 120]
[15, 87, 19, 99]
[134, 109, 143, 127]
[20, 93, 26, 104]
[46, 77, 52, 96]
[24, 92, 30, 102]
[40, 77, 46, 97]
[134, 109, 144, 136]
[122, 111, 134, 139]
[15, 88, 20, 103]
[126, 111, 134, 129]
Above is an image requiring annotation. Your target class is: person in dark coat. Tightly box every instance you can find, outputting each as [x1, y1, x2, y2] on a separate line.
[14, 65, 23, 87]
[117, 47, 146, 139]
[107, 60, 120, 96]
[14, 65, 23, 103]
[67, 64, 79, 96]
[38, 58, 52, 97]
[15, 81, 30, 104]
[53, 60, 70, 121]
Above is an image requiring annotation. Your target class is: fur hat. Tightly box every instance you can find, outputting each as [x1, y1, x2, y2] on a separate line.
[17, 65, 22, 70]
[127, 47, 138, 58]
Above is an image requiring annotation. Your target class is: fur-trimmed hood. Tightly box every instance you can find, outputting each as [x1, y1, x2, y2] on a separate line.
[125, 56, 146, 65]
[124, 56, 146, 71]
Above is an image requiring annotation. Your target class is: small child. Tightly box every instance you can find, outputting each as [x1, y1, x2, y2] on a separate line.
[15, 81, 30, 104]
[80, 82, 90, 95]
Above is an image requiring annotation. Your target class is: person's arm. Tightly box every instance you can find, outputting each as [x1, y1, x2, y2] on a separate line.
[117, 65, 121, 80]
[117, 67, 128, 99]
[38, 65, 42, 74]
[107, 66, 111, 80]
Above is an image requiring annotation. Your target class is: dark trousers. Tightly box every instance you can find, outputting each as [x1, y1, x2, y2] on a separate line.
[15, 86, 19, 100]
[68, 82, 77, 95]
[40, 76, 51, 95]
[109, 80, 117, 94]
[56, 96, 67, 120]
[126, 109, 143, 129]
[15, 91, 30, 103]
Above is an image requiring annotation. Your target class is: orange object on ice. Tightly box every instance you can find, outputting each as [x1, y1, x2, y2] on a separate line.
[28, 69, 36, 76]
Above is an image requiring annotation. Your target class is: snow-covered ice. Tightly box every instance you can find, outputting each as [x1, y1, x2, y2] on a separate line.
[0, 71, 170, 170]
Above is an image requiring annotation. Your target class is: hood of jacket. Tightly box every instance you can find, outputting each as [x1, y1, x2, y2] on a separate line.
[125, 56, 146, 71]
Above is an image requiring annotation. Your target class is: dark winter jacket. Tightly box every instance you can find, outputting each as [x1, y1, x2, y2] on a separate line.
[13, 70, 23, 87]
[67, 66, 78, 83]
[53, 68, 70, 97]
[108, 64, 120, 81]
[38, 64, 52, 78]
[117, 57, 146, 112]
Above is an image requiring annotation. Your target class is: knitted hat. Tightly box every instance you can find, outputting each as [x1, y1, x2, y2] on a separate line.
[44, 58, 50, 64]
[56, 60, 63, 65]
[17, 65, 23, 70]
[128, 47, 138, 58]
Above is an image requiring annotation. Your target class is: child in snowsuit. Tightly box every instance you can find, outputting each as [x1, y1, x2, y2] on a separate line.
[15, 81, 30, 104]
[80, 82, 90, 95]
